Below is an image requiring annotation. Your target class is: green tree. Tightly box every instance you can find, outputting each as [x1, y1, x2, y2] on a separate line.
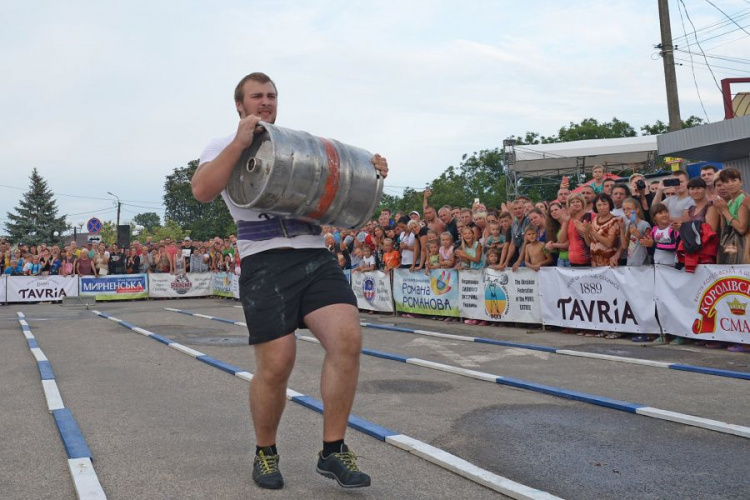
[163, 160, 235, 240]
[376, 148, 507, 215]
[5, 168, 68, 246]
[640, 115, 704, 135]
[514, 117, 637, 145]
[132, 212, 161, 233]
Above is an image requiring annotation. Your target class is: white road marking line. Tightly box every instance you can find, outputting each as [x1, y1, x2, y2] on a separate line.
[67, 458, 107, 500]
[30, 348, 48, 362]
[42, 380, 65, 412]
[636, 407, 750, 439]
[556, 350, 672, 368]
[386, 435, 561, 500]
[168, 343, 205, 358]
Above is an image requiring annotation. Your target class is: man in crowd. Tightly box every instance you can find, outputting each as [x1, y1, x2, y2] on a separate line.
[556, 187, 570, 205]
[438, 205, 459, 242]
[701, 165, 718, 199]
[653, 170, 695, 221]
[501, 199, 530, 269]
[191, 71, 387, 490]
[610, 184, 629, 219]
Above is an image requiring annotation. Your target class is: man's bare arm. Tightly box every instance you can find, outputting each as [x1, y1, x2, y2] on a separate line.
[192, 115, 262, 203]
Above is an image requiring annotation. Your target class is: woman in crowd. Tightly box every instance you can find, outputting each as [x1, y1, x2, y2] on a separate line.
[527, 208, 548, 243]
[76, 248, 96, 276]
[686, 177, 719, 233]
[456, 226, 483, 270]
[581, 194, 622, 267]
[544, 201, 566, 267]
[559, 193, 591, 267]
[621, 198, 651, 266]
[473, 211, 488, 244]
[714, 168, 750, 265]
[95, 244, 109, 276]
[60, 249, 76, 276]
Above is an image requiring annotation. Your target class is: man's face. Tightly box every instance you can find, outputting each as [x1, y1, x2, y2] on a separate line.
[557, 189, 570, 203]
[438, 209, 452, 224]
[673, 174, 688, 195]
[236, 80, 278, 123]
[602, 181, 614, 196]
[424, 207, 436, 222]
[460, 211, 472, 225]
[451, 208, 461, 219]
[701, 169, 716, 185]
[511, 201, 524, 219]
[612, 187, 627, 206]
[581, 187, 595, 203]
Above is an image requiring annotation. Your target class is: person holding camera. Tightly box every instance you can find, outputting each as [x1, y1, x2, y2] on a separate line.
[629, 174, 655, 224]
[653, 171, 694, 223]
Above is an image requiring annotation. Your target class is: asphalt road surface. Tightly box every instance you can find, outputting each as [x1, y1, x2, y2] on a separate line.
[2, 298, 749, 499]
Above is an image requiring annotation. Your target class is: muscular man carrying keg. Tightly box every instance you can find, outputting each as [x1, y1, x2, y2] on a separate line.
[191, 72, 388, 490]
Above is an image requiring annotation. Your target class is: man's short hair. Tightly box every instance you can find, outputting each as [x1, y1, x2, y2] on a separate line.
[612, 184, 629, 195]
[234, 72, 277, 102]
[672, 170, 689, 180]
[397, 215, 410, 225]
[700, 165, 718, 173]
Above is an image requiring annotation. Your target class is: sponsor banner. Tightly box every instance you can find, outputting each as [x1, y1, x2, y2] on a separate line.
[351, 270, 394, 312]
[212, 272, 234, 298]
[393, 269, 460, 317]
[232, 273, 240, 300]
[6, 275, 79, 303]
[656, 264, 750, 343]
[459, 269, 542, 324]
[80, 274, 148, 301]
[539, 267, 660, 334]
[149, 273, 213, 298]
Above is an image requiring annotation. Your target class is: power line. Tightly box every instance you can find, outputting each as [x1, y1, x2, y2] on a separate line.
[703, 0, 750, 36]
[0, 183, 163, 205]
[677, 0, 711, 122]
[674, 56, 750, 75]
[679, 0, 724, 92]
[672, 7, 750, 42]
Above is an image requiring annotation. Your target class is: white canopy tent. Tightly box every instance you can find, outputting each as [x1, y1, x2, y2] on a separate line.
[510, 135, 659, 177]
[504, 135, 659, 199]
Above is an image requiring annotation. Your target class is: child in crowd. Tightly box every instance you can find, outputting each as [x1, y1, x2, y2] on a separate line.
[483, 221, 506, 259]
[588, 165, 606, 194]
[485, 249, 502, 270]
[455, 227, 482, 269]
[355, 244, 376, 273]
[643, 203, 678, 267]
[438, 232, 455, 268]
[513, 226, 552, 271]
[4, 259, 18, 275]
[382, 238, 401, 271]
[622, 197, 651, 266]
[50, 252, 62, 275]
[424, 241, 441, 275]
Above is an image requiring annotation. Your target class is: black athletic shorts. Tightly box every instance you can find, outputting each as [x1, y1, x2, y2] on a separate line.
[239, 248, 357, 345]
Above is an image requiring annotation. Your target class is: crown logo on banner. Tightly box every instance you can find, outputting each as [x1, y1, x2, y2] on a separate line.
[727, 297, 747, 316]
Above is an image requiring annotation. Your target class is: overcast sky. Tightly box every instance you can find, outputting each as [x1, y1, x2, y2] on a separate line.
[2, 0, 749, 233]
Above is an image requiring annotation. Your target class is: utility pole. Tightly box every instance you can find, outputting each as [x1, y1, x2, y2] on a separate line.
[107, 191, 121, 227]
[658, 0, 682, 131]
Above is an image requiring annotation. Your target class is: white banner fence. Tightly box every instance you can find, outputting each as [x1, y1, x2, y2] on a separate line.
[0, 267, 747, 344]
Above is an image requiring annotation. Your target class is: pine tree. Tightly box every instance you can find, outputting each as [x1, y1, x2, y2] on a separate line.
[5, 168, 68, 246]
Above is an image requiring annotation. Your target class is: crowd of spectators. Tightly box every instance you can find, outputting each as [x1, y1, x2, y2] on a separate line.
[323, 164, 749, 352]
[2, 164, 748, 352]
[0, 235, 242, 278]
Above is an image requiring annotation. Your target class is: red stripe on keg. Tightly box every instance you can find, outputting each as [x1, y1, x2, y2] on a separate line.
[307, 138, 340, 220]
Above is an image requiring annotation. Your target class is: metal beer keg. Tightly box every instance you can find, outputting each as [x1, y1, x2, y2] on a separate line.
[226, 122, 384, 229]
